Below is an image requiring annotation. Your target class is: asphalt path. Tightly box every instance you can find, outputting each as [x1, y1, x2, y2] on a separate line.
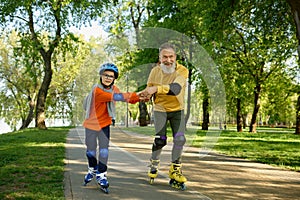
[64, 127, 300, 200]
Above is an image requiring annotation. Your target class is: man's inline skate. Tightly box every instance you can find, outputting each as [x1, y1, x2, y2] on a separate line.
[96, 171, 109, 194]
[168, 162, 187, 190]
[148, 159, 160, 184]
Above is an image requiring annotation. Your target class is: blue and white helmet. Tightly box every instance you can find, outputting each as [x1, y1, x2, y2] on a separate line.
[99, 63, 119, 79]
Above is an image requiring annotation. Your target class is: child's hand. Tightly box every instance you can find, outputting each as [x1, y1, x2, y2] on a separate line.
[137, 90, 151, 102]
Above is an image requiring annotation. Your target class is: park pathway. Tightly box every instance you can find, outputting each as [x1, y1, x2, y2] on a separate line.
[64, 127, 300, 200]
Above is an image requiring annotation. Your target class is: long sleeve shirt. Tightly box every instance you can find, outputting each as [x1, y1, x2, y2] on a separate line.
[83, 85, 139, 131]
[147, 63, 188, 112]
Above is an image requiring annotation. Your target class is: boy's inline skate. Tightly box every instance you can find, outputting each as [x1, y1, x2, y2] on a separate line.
[148, 159, 160, 184]
[96, 171, 109, 194]
[83, 166, 97, 186]
[168, 162, 187, 190]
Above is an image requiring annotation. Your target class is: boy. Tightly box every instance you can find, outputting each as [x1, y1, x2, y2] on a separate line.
[83, 63, 140, 192]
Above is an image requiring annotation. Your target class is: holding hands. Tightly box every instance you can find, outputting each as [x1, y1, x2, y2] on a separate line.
[137, 86, 157, 101]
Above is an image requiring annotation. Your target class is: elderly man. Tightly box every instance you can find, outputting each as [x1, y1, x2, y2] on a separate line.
[141, 43, 189, 190]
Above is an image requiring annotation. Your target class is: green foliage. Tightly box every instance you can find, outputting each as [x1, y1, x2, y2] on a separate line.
[0, 0, 298, 130]
[0, 30, 92, 129]
[261, 74, 297, 125]
[72, 37, 110, 124]
[0, 31, 41, 129]
[0, 0, 110, 33]
[98, 0, 299, 129]
[0, 0, 112, 129]
[0, 127, 70, 200]
[46, 34, 91, 121]
[100, 0, 149, 37]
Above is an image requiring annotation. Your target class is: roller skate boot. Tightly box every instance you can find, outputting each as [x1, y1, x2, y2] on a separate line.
[148, 159, 160, 184]
[168, 162, 187, 190]
[96, 171, 109, 193]
[83, 166, 97, 186]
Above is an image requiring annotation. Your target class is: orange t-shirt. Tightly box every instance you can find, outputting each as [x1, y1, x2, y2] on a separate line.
[83, 85, 139, 131]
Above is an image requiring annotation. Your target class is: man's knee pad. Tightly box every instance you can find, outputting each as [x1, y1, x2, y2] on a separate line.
[154, 135, 167, 149]
[99, 148, 109, 158]
[86, 150, 96, 158]
[173, 133, 186, 149]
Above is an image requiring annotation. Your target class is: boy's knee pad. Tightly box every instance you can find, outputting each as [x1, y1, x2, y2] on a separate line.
[86, 150, 97, 167]
[173, 133, 186, 149]
[99, 148, 109, 158]
[86, 150, 96, 158]
[154, 135, 167, 149]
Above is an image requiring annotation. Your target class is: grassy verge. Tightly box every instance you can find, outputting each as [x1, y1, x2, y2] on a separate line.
[122, 126, 300, 172]
[0, 127, 71, 200]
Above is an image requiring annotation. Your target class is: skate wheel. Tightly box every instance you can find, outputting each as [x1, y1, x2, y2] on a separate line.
[180, 183, 187, 191]
[169, 179, 175, 186]
[100, 187, 109, 194]
[169, 179, 187, 190]
[83, 180, 89, 186]
[149, 178, 154, 184]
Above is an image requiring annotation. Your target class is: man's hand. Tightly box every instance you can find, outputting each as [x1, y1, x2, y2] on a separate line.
[145, 86, 158, 95]
[137, 90, 150, 101]
[137, 86, 157, 101]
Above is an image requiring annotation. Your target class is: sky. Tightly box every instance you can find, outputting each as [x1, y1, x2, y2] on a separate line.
[69, 21, 108, 40]
[0, 119, 11, 134]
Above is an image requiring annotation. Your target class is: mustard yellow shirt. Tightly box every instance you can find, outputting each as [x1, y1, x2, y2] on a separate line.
[147, 63, 188, 112]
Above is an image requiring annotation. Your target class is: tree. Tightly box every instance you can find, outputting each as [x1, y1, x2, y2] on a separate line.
[0, 31, 41, 130]
[190, 0, 297, 132]
[101, 0, 152, 126]
[286, 0, 300, 134]
[0, 0, 109, 129]
[0, 30, 90, 130]
[201, 84, 210, 130]
[144, 0, 230, 129]
[46, 35, 90, 125]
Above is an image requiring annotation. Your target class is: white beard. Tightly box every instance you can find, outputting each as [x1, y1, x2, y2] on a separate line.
[160, 63, 176, 74]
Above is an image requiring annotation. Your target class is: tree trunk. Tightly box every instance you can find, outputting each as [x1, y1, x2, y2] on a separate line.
[296, 94, 300, 134]
[184, 69, 192, 128]
[242, 114, 247, 129]
[202, 96, 209, 130]
[249, 84, 261, 133]
[138, 101, 149, 126]
[35, 56, 53, 129]
[19, 96, 35, 130]
[28, 3, 61, 129]
[286, 0, 300, 134]
[236, 98, 243, 132]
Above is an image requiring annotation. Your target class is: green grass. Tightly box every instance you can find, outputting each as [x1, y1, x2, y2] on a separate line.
[0, 127, 70, 200]
[123, 126, 300, 172]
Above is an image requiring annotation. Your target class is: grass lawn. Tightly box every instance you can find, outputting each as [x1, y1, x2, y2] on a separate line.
[0, 127, 70, 200]
[123, 126, 300, 172]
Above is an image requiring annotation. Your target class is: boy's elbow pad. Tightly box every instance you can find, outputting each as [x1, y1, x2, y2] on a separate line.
[113, 93, 125, 101]
[167, 83, 181, 95]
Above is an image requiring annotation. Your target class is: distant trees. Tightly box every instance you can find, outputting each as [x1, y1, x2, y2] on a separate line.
[0, 30, 90, 130]
[0, 0, 109, 129]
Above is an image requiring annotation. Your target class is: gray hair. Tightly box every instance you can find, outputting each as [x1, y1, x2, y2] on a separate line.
[159, 43, 176, 54]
